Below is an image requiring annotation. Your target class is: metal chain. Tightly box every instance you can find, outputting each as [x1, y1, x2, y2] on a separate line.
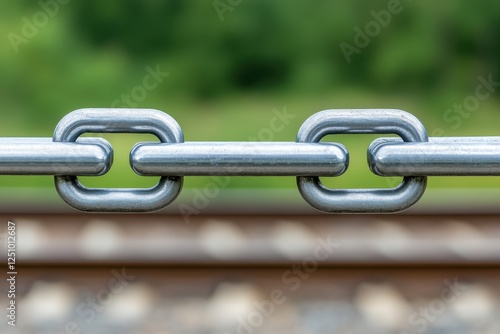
[1, 108, 498, 213]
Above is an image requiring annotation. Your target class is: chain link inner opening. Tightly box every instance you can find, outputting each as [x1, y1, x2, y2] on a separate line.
[319, 134, 402, 189]
[79, 133, 159, 188]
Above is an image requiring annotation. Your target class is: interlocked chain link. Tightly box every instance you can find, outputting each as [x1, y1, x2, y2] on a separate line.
[1, 108, 499, 213]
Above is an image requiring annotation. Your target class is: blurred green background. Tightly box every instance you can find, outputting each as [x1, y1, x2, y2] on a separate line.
[0, 0, 499, 191]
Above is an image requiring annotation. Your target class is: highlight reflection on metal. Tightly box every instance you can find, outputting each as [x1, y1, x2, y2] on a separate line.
[296, 109, 428, 213]
[0, 137, 112, 175]
[131, 142, 348, 176]
[0, 108, 499, 213]
[369, 137, 500, 176]
[53, 108, 184, 212]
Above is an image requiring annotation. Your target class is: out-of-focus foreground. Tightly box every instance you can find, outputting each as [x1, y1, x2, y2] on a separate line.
[1, 210, 500, 334]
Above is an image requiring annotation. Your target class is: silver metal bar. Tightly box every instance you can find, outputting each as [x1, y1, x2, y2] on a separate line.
[369, 137, 500, 176]
[131, 142, 348, 176]
[295, 109, 427, 213]
[0, 137, 112, 175]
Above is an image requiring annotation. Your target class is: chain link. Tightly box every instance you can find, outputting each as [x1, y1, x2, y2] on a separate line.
[369, 137, 500, 176]
[1, 108, 498, 213]
[130, 142, 347, 176]
[53, 108, 183, 212]
[296, 109, 427, 213]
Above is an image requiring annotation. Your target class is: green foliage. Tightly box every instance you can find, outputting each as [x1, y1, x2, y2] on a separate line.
[0, 1, 499, 189]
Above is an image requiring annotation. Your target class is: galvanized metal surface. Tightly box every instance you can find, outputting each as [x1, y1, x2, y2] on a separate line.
[0, 137, 112, 175]
[131, 142, 348, 176]
[1, 108, 500, 213]
[53, 108, 184, 212]
[296, 109, 428, 213]
[370, 137, 500, 176]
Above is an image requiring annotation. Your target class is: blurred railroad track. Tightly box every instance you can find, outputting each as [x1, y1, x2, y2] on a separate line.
[2, 213, 500, 266]
[1, 211, 500, 333]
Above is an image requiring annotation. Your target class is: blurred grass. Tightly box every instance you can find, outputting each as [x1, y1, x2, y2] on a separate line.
[0, 1, 499, 193]
[1, 88, 499, 190]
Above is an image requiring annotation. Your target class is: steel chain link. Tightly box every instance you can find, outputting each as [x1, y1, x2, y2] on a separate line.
[1, 108, 498, 213]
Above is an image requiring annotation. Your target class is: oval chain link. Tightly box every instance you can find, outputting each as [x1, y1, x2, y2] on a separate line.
[0, 108, 498, 213]
[53, 108, 184, 212]
[296, 109, 428, 213]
